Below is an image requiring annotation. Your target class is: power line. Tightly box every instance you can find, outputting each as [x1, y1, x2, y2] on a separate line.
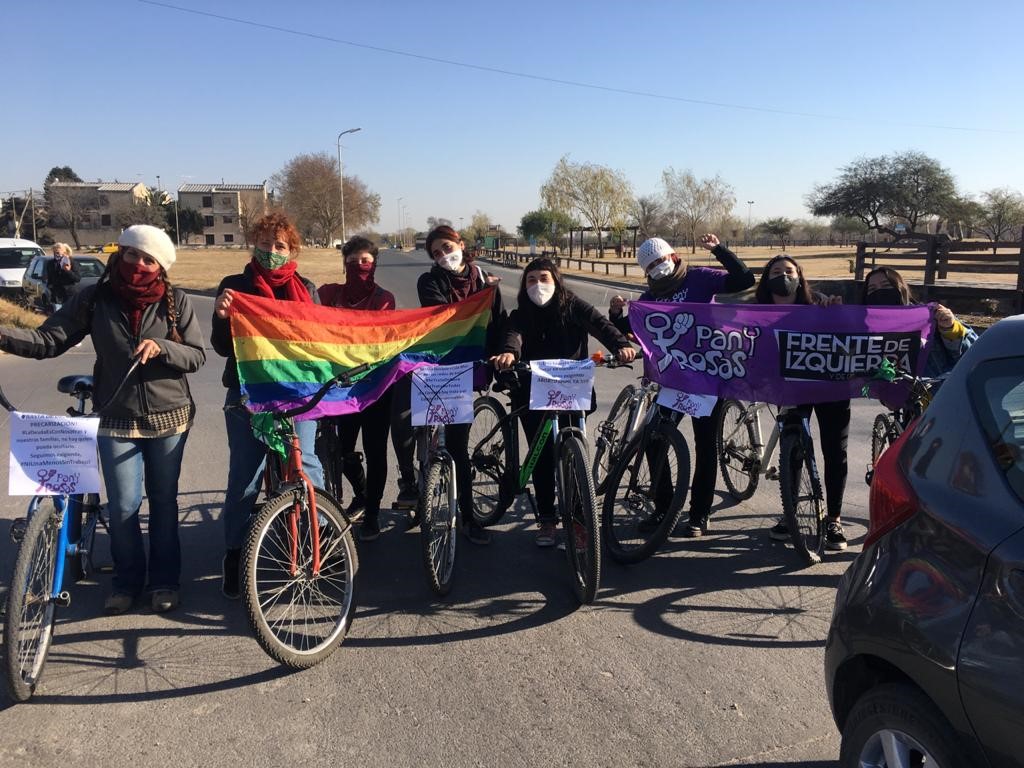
[138, 0, 1017, 135]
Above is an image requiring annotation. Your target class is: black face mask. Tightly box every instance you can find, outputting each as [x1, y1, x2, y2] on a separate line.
[867, 287, 904, 306]
[767, 275, 799, 297]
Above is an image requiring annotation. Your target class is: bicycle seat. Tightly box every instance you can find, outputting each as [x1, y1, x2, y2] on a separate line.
[57, 375, 94, 396]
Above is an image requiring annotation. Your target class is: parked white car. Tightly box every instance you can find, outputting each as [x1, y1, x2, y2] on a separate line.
[0, 238, 45, 300]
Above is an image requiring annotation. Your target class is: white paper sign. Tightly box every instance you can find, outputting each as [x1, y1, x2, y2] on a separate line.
[411, 363, 475, 426]
[529, 359, 595, 411]
[9, 412, 101, 496]
[656, 387, 718, 418]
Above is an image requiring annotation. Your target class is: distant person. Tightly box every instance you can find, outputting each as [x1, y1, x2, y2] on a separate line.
[607, 234, 755, 538]
[45, 242, 80, 311]
[317, 236, 397, 542]
[212, 211, 323, 599]
[0, 225, 206, 614]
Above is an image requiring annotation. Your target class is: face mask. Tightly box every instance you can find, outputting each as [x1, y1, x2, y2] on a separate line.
[437, 249, 463, 273]
[867, 287, 903, 306]
[346, 261, 374, 283]
[527, 283, 555, 307]
[767, 275, 799, 297]
[254, 247, 289, 270]
[116, 257, 161, 288]
[647, 261, 675, 281]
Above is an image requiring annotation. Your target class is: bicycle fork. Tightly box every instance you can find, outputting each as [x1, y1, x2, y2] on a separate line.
[284, 433, 322, 577]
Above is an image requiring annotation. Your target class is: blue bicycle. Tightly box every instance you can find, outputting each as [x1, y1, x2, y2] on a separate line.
[2, 357, 139, 702]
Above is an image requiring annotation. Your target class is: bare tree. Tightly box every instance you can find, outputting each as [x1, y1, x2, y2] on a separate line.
[238, 196, 269, 247]
[973, 188, 1024, 249]
[661, 169, 736, 253]
[117, 187, 170, 229]
[426, 216, 453, 229]
[46, 184, 102, 248]
[541, 155, 633, 255]
[631, 195, 665, 239]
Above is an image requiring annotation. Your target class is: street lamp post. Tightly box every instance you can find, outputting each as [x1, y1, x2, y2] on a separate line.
[397, 197, 404, 248]
[336, 127, 361, 245]
[173, 198, 181, 246]
[746, 200, 755, 246]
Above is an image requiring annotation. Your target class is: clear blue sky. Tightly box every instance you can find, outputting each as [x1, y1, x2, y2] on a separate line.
[9, 0, 1023, 233]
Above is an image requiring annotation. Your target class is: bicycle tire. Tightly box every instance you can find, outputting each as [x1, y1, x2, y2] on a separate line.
[420, 458, 458, 596]
[315, 422, 344, 501]
[716, 399, 760, 501]
[778, 430, 824, 566]
[3, 505, 61, 701]
[559, 433, 600, 604]
[593, 384, 637, 495]
[469, 396, 512, 526]
[601, 423, 690, 564]
[870, 413, 896, 469]
[242, 488, 358, 668]
[63, 493, 101, 582]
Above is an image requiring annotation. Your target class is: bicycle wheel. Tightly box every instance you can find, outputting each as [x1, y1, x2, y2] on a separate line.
[242, 488, 358, 668]
[63, 493, 101, 582]
[469, 396, 512, 526]
[559, 433, 600, 604]
[716, 400, 760, 501]
[420, 457, 458, 596]
[3, 505, 61, 701]
[869, 413, 897, 478]
[778, 430, 825, 566]
[593, 384, 637, 495]
[601, 423, 690, 564]
[315, 422, 344, 501]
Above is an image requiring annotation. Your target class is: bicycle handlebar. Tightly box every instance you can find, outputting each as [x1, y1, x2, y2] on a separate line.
[273, 362, 372, 419]
[0, 354, 142, 416]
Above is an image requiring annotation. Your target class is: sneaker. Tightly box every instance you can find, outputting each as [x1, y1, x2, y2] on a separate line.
[151, 589, 179, 613]
[221, 549, 241, 600]
[346, 496, 367, 520]
[769, 519, 790, 541]
[395, 483, 418, 510]
[825, 519, 848, 551]
[359, 513, 381, 542]
[104, 593, 133, 615]
[535, 522, 558, 548]
[680, 512, 709, 539]
[464, 519, 491, 546]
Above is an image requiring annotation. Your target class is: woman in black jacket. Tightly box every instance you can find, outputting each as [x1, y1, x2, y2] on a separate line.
[492, 257, 635, 546]
[0, 225, 206, 614]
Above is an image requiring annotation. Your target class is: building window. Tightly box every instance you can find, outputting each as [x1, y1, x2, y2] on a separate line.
[204, 215, 215, 227]
[101, 214, 111, 226]
[205, 234, 215, 245]
[221, 196, 233, 206]
[223, 216, 233, 224]
[223, 234, 234, 243]
[202, 196, 213, 208]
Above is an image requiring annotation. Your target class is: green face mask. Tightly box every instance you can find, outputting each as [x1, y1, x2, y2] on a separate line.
[254, 247, 289, 270]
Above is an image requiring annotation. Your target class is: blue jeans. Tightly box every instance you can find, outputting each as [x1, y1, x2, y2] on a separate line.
[97, 430, 189, 595]
[222, 388, 323, 551]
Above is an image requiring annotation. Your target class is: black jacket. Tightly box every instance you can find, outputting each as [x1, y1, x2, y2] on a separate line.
[504, 293, 630, 361]
[211, 266, 320, 389]
[416, 263, 506, 356]
[0, 282, 205, 418]
[45, 258, 81, 303]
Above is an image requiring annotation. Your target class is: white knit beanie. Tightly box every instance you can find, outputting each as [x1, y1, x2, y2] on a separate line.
[118, 225, 177, 272]
[636, 237, 676, 271]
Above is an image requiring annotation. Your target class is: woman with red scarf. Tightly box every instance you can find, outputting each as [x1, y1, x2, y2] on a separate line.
[212, 211, 322, 599]
[317, 236, 396, 541]
[0, 225, 206, 614]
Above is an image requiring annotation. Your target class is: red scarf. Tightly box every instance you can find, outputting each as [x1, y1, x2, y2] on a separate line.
[339, 261, 377, 306]
[110, 259, 166, 335]
[248, 258, 312, 303]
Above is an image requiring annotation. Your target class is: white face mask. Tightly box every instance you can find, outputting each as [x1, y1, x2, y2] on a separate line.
[437, 249, 463, 273]
[527, 283, 555, 307]
[647, 260, 674, 280]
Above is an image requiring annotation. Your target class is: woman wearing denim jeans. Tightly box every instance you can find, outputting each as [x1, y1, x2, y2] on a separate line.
[212, 211, 323, 599]
[0, 225, 206, 614]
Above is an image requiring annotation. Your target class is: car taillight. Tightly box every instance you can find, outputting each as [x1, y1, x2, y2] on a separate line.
[865, 423, 919, 546]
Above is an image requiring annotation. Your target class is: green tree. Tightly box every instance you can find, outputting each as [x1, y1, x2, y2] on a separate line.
[807, 151, 958, 237]
[540, 155, 633, 255]
[518, 208, 574, 250]
[973, 188, 1024, 246]
[44, 166, 83, 185]
[661, 169, 735, 253]
[166, 205, 204, 245]
[759, 217, 794, 250]
[829, 216, 870, 246]
[117, 187, 169, 229]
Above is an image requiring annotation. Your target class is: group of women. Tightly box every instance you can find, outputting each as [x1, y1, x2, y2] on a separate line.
[0, 212, 975, 613]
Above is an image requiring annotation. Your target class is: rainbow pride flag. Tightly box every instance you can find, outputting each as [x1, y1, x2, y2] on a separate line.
[229, 288, 493, 420]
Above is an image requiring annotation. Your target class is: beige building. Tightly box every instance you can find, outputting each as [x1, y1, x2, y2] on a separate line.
[177, 183, 269, 246]
[46, 181, 148, 247]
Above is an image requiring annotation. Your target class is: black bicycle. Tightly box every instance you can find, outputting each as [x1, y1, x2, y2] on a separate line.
[863, 362, 941, 485]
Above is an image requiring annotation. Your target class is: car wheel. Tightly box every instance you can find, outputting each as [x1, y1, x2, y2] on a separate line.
[841, 683, 967, 768]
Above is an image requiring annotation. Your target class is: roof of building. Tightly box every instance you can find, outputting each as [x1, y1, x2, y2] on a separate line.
[48, 181, 144, 192]
[178, 184, 266, 193]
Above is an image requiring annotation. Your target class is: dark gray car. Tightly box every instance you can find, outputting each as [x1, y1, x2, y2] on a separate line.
[826, 313, 1024, 768]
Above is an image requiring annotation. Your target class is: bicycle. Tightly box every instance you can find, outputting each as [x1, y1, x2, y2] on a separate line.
[234, 363, 368, 669]
[597, 379, 691, 564]
[469, 355, 621, 604]
[716, 400, 826, 565]
[314, 417, 365, 519]
[2, 358, 140, 702]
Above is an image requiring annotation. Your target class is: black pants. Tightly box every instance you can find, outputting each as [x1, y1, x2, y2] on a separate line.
[787, 399, 850, 520]
[517, 408, 573, 524]
[684, 400, 724, 523]
[444, 423, 474, 523]
[332, 389, 392, 510]
[390, 375, 416, 487]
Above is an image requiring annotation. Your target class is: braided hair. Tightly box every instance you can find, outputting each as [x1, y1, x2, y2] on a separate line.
[78, 250, 182, 342]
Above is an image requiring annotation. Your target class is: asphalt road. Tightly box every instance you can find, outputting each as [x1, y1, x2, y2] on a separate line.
[0, 248, 869, 766]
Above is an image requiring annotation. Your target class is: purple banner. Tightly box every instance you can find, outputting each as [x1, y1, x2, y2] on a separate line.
[628, 301, 935, 406]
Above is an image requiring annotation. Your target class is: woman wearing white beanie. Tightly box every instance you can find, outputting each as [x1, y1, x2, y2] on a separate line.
[0, 224, 206, 614]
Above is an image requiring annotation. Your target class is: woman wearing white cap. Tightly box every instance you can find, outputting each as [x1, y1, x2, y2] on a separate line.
[0, 224, 206, 614]
[608, 234, 755, 538]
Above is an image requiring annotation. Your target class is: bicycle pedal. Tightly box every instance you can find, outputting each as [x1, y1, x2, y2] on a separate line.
[96, 564, 115, 574]
[765, 467, 779, 481]
[9, 517, 28, 543]
[53, 591, 71, 608]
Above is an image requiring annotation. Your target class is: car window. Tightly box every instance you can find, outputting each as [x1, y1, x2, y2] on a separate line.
[31, 259, 45, 278]
[76, 259, 105, 278]
[0, 248, 41, 268]
[969, 356, 1024, 503]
